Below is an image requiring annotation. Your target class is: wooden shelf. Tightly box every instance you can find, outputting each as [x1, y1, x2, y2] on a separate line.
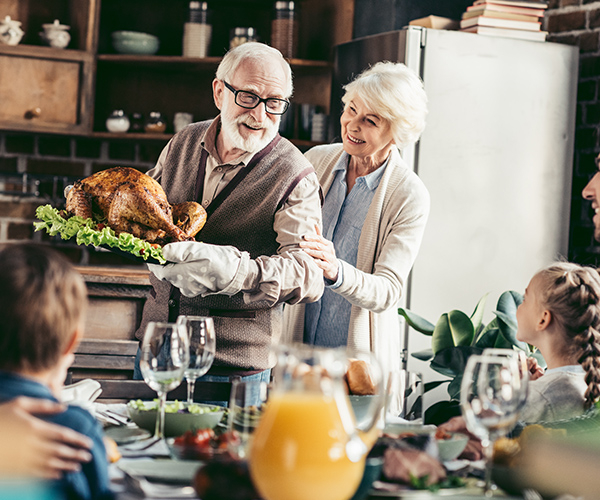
[0, 44, 93, 62]
[91, 131, 172, 141]
[96, 54, 330, 69]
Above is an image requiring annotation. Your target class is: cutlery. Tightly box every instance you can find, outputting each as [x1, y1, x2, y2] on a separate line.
[123, 472, 196, 498]
[122, 436, 162, 452]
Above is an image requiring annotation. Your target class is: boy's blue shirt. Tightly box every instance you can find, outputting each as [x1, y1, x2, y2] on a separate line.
[0, 371, 114, 500]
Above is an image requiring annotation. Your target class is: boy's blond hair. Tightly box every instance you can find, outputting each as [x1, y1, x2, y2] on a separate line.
[0, 243, 87, 372]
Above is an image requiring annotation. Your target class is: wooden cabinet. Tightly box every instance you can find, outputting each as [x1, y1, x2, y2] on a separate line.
[0, 0, 353, 144]
[0, 0, 96, 133]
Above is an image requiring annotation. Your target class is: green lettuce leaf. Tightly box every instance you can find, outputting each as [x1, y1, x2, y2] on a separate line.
[34, 204, 166, 264]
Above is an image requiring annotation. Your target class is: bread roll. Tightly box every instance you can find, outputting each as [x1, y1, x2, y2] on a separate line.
[346, 359, 376, 395]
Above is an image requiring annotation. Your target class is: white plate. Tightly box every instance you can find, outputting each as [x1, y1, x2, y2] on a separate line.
[118, 459, 204, 484]
[104, 426, 151, 445]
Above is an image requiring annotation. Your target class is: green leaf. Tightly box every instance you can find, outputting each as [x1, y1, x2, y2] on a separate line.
[432, 310, 474, 354]
[475, 324, 500, 348]
[411, 349, 434, 361]
[494, 290, 523, 331]
[424, 400, 461, 426]
[430, 346, 482, 378]
[492, 327, 515, 349]
[398, 308, 435, 335]
[424, 380, 448, 393]
[470, 293, 489, 337]
[448, 375, 463, 400]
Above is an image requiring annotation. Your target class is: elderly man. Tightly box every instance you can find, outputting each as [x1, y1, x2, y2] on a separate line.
[134, 42, 323, 384]
[583, 154, 600, 241]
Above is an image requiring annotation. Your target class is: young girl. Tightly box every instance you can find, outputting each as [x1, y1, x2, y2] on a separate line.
[440, 262, 600, 459]
[516, 261, 600, 423]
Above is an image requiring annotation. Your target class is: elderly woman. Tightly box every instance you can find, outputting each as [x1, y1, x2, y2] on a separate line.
[283, 61, 430, 375]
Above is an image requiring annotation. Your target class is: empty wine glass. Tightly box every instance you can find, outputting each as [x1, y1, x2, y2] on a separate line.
[176, 315, 216, 406]
[482, 348, 529, 411]
[460, 354, 521, 496]
[139, 321, 189, 439]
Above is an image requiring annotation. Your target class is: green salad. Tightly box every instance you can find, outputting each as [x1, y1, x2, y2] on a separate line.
[128, 399, 222, 414]
[34, 204, 166, 264]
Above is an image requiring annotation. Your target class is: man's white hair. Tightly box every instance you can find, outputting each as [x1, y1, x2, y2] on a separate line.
[342, 61, 428, 149]
[216, 42, 293, 98]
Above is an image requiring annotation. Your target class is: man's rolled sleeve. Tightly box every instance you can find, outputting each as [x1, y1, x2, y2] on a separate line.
[241, 172, 324, 306]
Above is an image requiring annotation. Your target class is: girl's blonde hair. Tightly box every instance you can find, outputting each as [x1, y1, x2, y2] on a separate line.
[537, 261, 600, 409]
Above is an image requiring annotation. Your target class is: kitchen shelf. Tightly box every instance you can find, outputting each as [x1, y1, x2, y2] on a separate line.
[0, 43, 92, 62]
[91, 131, 325, 149]
[0, 0, 353, 142]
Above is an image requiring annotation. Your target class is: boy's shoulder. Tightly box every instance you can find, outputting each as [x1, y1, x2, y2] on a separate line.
[48, 403, 103, 436]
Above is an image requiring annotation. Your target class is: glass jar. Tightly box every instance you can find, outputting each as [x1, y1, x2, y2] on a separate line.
[106, 110, 130, 133]
[270, 1, 298, 59]
[229, 27, 257, 50]
[144, 111, 167, 133]
[183, 1, 212, 58]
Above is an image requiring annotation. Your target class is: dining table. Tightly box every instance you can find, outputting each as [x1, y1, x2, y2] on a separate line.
[95, 401, 534, 500]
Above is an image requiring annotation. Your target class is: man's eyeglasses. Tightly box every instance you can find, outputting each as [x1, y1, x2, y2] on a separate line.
[223, 81, 289, 115]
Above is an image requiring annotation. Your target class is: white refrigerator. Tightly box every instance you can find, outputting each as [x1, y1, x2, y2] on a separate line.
[331, 27, 579, 405]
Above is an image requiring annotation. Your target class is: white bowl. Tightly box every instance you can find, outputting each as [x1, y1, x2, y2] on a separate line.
[437, 432, 469, 462]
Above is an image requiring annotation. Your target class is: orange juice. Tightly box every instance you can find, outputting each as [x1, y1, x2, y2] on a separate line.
[249, 391, 365, 500]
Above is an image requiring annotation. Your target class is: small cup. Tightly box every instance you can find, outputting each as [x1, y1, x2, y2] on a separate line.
[385, 370, 423, 424]
[227, 379, 270, 459]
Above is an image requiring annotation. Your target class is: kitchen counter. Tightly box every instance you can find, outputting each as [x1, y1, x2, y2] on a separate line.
[72, 266, 153, 380]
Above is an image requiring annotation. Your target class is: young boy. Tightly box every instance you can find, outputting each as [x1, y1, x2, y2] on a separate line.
[0, 243, 113, 500]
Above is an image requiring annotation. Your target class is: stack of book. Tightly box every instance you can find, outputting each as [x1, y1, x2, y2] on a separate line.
[460, 0, 548, 42]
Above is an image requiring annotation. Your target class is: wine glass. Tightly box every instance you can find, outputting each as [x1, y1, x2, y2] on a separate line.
[139, 321, 189, 439]
[460, 354, 522, 497]
[482, 348, 529, 411]
[176, 315, 216, 406]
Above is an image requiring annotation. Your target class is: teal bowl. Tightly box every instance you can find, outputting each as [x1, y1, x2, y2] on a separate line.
[127, 401, 224, 437]
[112, 31, 159, 55]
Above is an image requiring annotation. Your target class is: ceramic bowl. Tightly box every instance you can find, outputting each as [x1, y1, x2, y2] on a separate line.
[436, 432, 469, 462]
[112, 31, 159, 55]
[127, 400, 224, 437]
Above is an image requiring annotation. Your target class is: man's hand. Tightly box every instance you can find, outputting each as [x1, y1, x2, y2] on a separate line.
[0, 397, 93, 479]
[148, 241, 249, 298]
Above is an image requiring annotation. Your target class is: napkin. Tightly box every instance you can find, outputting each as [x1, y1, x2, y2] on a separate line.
[61, 379, 102, 406]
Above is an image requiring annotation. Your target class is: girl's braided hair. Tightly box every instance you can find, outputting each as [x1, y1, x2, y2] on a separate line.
[537, 262, 600, 409]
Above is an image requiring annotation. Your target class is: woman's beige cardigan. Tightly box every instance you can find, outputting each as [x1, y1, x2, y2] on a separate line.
[282, 144, 430, 376]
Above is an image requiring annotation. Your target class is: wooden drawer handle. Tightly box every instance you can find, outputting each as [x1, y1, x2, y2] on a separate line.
[24, 107, 42, 119]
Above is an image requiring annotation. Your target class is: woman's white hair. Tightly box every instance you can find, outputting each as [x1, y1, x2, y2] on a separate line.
[216, 42, 293, 98]
[341, 61, 428, 149]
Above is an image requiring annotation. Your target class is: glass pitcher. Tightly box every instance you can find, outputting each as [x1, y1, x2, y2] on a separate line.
[249, 345, 384, 500]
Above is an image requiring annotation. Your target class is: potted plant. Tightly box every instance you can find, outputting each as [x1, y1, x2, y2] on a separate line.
[399, 291, 545, 425]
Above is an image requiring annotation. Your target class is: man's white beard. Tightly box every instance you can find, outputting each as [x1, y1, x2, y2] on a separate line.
[221, 111, 279, 154]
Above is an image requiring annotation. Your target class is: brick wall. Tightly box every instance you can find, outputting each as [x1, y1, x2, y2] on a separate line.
[545, 0, 600, 265]
[0, 131, 168, 266]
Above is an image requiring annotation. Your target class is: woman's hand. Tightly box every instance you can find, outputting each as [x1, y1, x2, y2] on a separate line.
[300, 225, 339, 282]
[0, 397, 93, 479]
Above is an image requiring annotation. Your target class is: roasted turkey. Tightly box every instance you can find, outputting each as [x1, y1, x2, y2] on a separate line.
[65, 166, 206, 244]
